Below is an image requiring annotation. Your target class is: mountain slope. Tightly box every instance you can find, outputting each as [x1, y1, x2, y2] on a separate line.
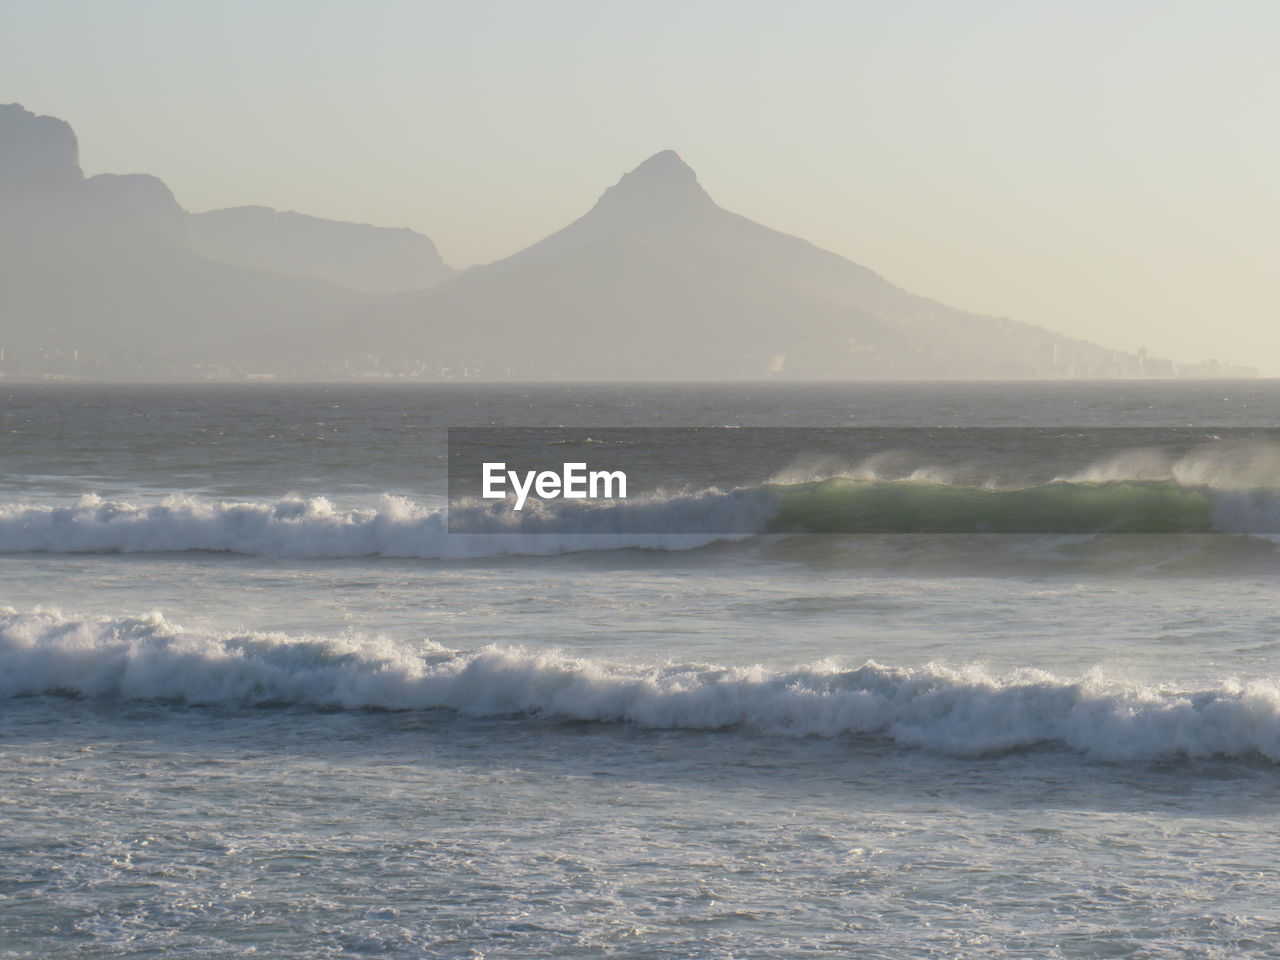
[1, 103, 1201, 380]
[0, 109, 366, 375]
[187, 206, 453, 294]
[356, 150, 1131, 379]
[0, 104, 453, 377]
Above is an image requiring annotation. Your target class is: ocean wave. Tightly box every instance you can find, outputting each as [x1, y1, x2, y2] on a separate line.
[4, 609, 1279, 762]
[765, 477, 1263, 533]
[0, 492, 758, 558]
[1, 479, 1278, 559]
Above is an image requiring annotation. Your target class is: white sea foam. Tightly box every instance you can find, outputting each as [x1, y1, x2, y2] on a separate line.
[4, 608, 1279, 762]
[0, 492, 764, 558]
[3, 473, 1280, 560]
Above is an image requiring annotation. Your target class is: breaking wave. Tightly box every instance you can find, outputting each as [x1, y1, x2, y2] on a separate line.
[4, 608, 1280, 763]
[1, 477, 1279, 558]
[0, 492, 759, 558]
[769, 477, 1229, 533]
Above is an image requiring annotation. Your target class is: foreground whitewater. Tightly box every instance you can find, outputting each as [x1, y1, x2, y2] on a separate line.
[6, 608, 1278, 763]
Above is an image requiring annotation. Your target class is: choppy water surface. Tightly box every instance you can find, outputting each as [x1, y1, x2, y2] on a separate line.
[3, 380, 1280, 958]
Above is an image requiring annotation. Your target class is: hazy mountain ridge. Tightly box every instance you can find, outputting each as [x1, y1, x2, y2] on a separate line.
[73, 163, 453, 294]
[83, 173, 187, 238]
[0, 105, 1251, 380]
[355, 151, 1201, 379]
[0, 104, 452, 377]
[186, 206, 452, 295]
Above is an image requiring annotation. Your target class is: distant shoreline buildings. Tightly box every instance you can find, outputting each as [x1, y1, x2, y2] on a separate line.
[0, 342, 1258, 383]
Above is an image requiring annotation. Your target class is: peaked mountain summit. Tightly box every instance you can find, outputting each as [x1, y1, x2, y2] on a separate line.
[590, 149, 716, 222]
[355, 151, 1139, 379]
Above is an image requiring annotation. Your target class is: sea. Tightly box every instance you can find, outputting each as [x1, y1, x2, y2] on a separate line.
[2, 380, 1279, 959]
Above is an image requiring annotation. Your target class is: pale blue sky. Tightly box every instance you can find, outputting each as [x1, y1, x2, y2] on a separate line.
[6, 0, 1278, 368]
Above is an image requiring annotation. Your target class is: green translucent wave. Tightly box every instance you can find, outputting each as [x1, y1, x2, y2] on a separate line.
[765, 479, 1216, 534]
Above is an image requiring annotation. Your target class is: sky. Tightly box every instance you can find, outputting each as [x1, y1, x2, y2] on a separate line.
[5, 0, 1278, 370]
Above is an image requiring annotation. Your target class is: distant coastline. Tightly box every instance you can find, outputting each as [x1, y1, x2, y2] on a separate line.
[1, 105, 1260, 382]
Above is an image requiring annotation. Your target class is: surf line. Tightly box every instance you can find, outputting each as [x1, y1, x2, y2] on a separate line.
[482, 462, 628, 511]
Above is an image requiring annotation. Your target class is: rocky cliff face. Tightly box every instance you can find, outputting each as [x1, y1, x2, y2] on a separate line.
[0, 103, 459, 377]
[0, 104, 365, 371]
[1, 103, 452, 296]
[0, 104, 82, 191]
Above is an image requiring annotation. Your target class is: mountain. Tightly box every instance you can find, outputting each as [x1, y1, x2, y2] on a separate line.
[78, 169, 454, 294]
[187, 206, 452, 294]
[0, 104, 1240, 380]
[351, 150, 1150, 379]
[83, 173, 187, 238]
[0, 105, 367, 374]
[0, 104, 452, 378]
[0, 103, 81, 191]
